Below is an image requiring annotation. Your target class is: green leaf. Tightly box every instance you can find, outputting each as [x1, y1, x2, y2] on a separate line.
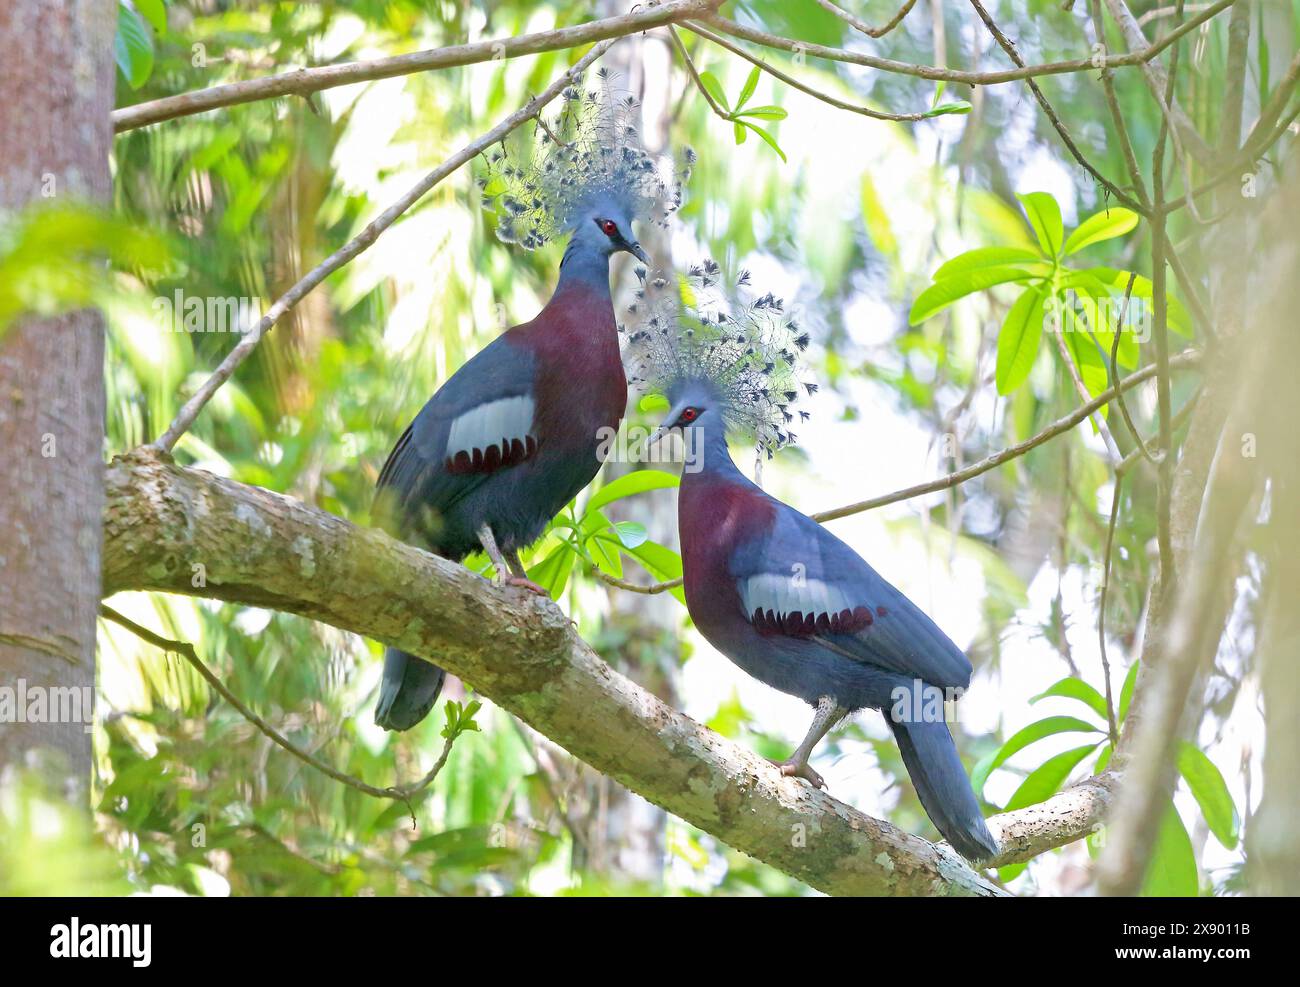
[638, 393, 669, 414]
[585, 469, 679, 514]
[527, 543, 575, 599]
[132, 0, 167, 35]
[922, 100, 973, 118]
[733, 120, 747, 145]
[736, 66, 760, 110]
[1004, 744, 1098, 811]
[114, 3, 154, 90]
[1029, 676, 1110, 723]
[1068, 286, 1140, 370]
[622, 540, 686, 604]
[698, 71, 729, 112]
[612, 521, 648, 550]
[998, 860, 1028, 883]
[1177, 741, 1239, 849]
[1141, 804, 1198, 897]
[440, 699, 482, 740]
[995, 286, 1045, 395]
[860, 174, 898, 263]
[933, 246, 1045, 279]
[1017, 191, 1064, 257]
[1064, 207, 1140, 255]
[1082, 268, 1193, 338]
[1094, 742, 1113, 775]
[588, 535, 622, 578]
[743, 122, 786, 162]
[971, 715, 1102, 796]
[735, 105, 787, 120]
[581, 511, 623, 578]
[908, 267, 1036, 325]
[1118, 662, 1139, 722]
[1058, 306, 1111, 399]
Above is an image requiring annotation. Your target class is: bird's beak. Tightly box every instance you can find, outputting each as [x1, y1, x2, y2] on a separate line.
[626, 240, 650, 265]
[639, 424, 669, 459]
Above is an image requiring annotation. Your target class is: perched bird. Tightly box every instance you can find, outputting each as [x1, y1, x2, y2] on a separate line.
[374, 75, 691, 731]
[622, 266, 998, 862]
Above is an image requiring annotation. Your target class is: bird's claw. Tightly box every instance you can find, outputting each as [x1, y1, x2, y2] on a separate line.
[771, 757, 826, 790]
[502, 575, 548, 596]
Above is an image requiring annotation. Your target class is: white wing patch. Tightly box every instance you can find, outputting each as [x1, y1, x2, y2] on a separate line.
[741, 573, 875, 635]
[741, 573, 852, 620]
[444, 395, 537, 473]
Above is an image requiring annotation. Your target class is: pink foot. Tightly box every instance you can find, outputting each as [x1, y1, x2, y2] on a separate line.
[504, 576, 548, 596]
[770, 757, 826, 790]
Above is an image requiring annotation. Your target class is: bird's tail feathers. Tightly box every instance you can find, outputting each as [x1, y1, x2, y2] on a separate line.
[889, 716, 998, 863]
[374, 647, 446, 732]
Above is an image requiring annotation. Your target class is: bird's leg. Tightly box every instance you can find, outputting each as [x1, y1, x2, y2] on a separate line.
[477, 523, 547, 596]
[771, 696, 847, 790]
[505, 551, 529, 580]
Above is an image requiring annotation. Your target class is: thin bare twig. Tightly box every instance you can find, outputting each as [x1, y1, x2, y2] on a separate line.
[1102, 0, 1221, 166]
[696, 1, 1234, 86]
[1137, 3, 1213, 27]
[152, 39, 617, 454]
[595, 351, 1200, 594]
[100, 605, 456, 812]
[111, 0, 720, 133]
[1087, 0, 1152, 210]
[968, 0, 1144, 213]
[1161, 99, 1300, 212]
[1108, 272, 1160, 465]
[1164, 241, 1216, 341]
[681, 21, 946, 123]
[1049, 319, 1123, 462]
[669, 26, 730, 119]
[1150, 2, 1182, 599]
[1240, 45, 1300, 154]
[814, 350, 1198, 521]
[812, 0, 918, 38]
[591, 567, 681, 595]
[1097, 474, 1123, 747]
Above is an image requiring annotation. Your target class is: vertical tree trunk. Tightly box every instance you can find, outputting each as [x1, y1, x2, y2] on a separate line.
[0, 0, 116, 785]
[1248, 160, 1300, 895]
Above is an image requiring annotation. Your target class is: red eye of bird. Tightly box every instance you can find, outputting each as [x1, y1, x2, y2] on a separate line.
[681, 408, 697, 422]
[601, 219, 618, 236]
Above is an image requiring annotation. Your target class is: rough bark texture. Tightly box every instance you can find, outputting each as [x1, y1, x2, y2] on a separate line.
[102, 450, 1136, 895]
[0, 0, 116, 779]
[103, 451, 1013, 895]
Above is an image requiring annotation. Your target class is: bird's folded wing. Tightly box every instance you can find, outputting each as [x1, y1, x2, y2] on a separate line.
[729, 506, 972, 690]
[376, 333, 539, 523]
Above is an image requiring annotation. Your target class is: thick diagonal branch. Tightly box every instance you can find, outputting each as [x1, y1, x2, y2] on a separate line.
[100, 450, 1119, 895]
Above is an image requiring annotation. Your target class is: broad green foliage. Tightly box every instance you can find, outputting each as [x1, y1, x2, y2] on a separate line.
[980, 663, 1240, 894]
[0, 204, 167, 339]
[909, 192, 1190, 397]
[116, 0, 163, 90]
[509, 469, 686, 604]
[699, 66, 790, 162]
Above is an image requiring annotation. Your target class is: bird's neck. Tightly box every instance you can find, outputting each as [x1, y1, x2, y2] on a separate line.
[683, 424, 751, 487]
[553, 236, 612, 296]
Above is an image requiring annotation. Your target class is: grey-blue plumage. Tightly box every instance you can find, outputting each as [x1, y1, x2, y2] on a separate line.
[623, 266, 997, 862]
[373, 235, 631, 731]
[372, 72, 690, 732]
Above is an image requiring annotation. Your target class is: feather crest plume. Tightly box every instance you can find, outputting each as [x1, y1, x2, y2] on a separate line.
[620, 259, 815, 459]
[480, 68, 693, 250]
